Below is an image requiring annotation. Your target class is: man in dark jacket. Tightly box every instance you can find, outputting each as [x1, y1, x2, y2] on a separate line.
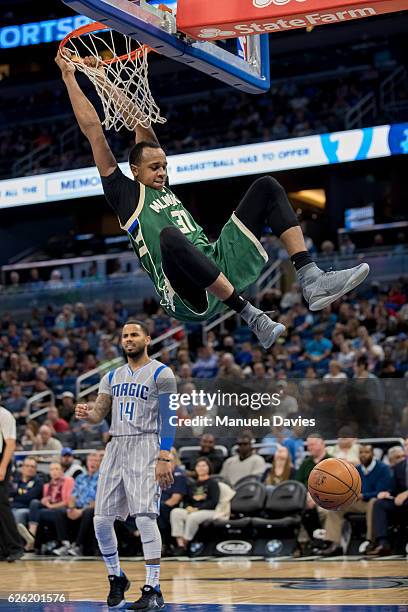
[318, 444, 392, 556]
[184, 434, 224, 475]
[10, 457, 43, 551]
[367, 457, 408, 556]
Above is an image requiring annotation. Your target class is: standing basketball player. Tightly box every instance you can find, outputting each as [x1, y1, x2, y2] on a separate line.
[57, 52, 369, 349]
[76, 320, 175, 609]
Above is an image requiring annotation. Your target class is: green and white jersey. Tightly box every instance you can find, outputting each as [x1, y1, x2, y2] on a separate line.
[121, 183, 210, 314]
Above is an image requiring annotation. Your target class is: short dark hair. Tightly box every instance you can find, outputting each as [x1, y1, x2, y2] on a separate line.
[123, 319, 149, 336]
[357, 355, 368, 369]
[129, 141, 162, 166]
[307, 432, 324, 440]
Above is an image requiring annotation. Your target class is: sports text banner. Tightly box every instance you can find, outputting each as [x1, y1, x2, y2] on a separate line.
[0, 123, 407, 208]
[0, 16, 92, 49]
[177, 0, 407, 40]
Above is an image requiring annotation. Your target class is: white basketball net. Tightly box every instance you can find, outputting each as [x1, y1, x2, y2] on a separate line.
[61, 25, 166, 131]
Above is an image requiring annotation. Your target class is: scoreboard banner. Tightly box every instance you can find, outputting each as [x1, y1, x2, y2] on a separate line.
[0, 123, 407, 209]
[177, 0, 407, 40]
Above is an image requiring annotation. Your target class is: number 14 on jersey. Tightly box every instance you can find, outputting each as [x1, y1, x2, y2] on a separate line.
[119, 401, 135, 421]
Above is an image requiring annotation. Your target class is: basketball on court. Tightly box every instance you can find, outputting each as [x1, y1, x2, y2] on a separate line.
[308, 458, 362, 511]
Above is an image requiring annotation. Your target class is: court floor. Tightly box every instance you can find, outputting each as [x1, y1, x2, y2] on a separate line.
[1, 556, 407, 611]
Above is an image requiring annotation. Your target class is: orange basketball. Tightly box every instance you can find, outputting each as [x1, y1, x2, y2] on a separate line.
[308, 458, 362, 511]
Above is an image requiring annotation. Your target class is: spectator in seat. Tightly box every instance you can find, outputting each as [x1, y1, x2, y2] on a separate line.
[366, 456, 408, 556]
[295, 433, 331, 550]
[43, 345, 65, 373]
[34, 425, 63, 461]
[21, 421, 40, 451]
[157, 448, 188, 552]
[387, 446, 405, 467]
[323, 360, 347, 381]
[304, 327, 332, 366]
[220, 433, 266, 487]
[10, 458, 43, 551]
[70, 411, 109, 448]
[46, 406, 69, 433]
[170, 457, 219, 555]
[318, 444, 392, 557]
[327, 426, 360, 465]
[28, 462, 74, 551]
[59, 391, 75, 422]
[191, 345, 218, 379]
[185, 434, 224, 475]
[262, 446, 295, 486]
[216, 353, 244, 381]
[280, 283, 302, 311]
[4, 384, 28, 420]
[54, 451, 101, 556]
[275, 381, 298, 417]
[60, 448, 85, 479]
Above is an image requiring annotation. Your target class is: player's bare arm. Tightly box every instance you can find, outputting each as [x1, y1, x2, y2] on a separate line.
[55, 51, 117, 177]
[135, 123, 160, 146]
[75, 393, 112, 424]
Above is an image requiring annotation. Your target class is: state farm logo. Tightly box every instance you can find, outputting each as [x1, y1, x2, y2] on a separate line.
[253, 0, 308, 7]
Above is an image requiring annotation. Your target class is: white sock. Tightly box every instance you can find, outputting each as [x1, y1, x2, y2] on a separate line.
[145, 564, 160, 589]
[103, 550, 121, 577]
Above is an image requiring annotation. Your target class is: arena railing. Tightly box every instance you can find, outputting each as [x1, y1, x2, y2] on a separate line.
[316, 247, 408, 280]
[1, 251, 140, 285]
[26, 389, 55, 416]
[230, 438, 405, 458]
[178, 445, 229, 460]
[76, 356, 125, 399]
[380, 65, 408, 116]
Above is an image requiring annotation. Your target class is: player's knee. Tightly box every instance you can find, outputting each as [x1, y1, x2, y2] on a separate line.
[94, 514, 114, 533]
[160, 226, 184, 251]
[254, 175, 285, 198]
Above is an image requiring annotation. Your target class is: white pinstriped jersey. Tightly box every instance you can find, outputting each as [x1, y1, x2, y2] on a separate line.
[99, 359, 176, 437]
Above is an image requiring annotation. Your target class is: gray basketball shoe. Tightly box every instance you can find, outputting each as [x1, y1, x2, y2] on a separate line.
[243, 305, 286, 349]
[303, 263, 369, 311]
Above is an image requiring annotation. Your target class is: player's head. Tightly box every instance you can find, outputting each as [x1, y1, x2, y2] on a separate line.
[121, 319, 151, 361]
[128, 141, 167, 189]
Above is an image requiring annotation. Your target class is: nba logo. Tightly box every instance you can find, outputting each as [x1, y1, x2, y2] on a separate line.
[237, 37, 248, 60]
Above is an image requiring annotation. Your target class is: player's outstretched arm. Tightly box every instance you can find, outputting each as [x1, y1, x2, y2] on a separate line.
[55, 51, 117, 177]
[75, 393, 112, 424]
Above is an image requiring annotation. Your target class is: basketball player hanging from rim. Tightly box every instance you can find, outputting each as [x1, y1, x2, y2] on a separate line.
[55, 46, 369, 349]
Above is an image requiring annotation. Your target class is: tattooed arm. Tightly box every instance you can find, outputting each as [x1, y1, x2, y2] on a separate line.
[75, 393, 112, 424]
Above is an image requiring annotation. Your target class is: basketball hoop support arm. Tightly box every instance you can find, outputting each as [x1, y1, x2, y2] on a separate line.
[62, 0, 270, 93]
